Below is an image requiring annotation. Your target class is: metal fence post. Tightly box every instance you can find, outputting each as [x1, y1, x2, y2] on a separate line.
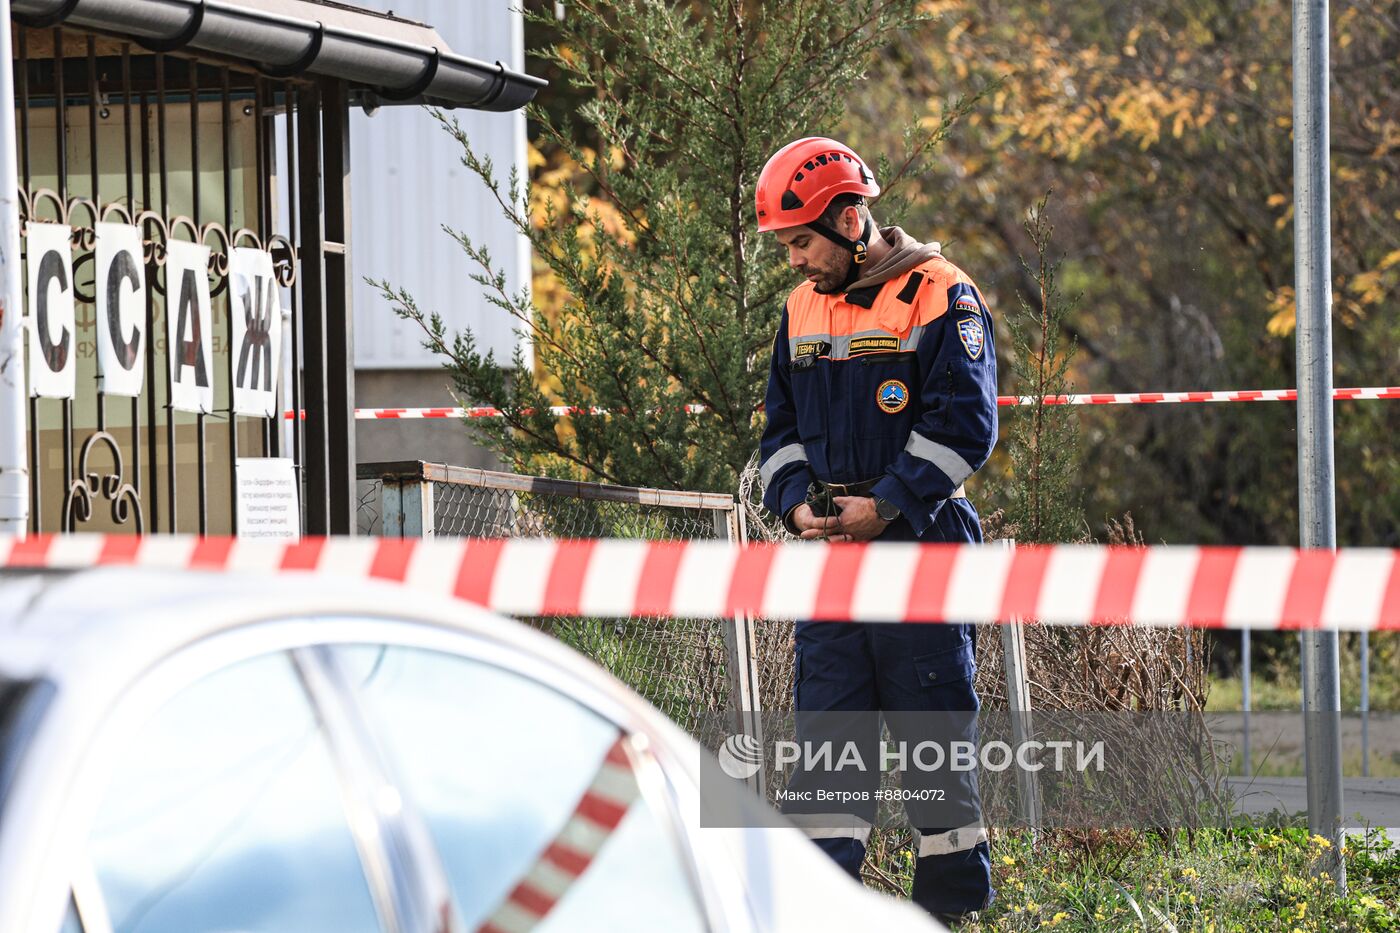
[379, 462, 434, 538]
[1242, 630, 1252, 776]
[1360, 632, 1369, 778]
[997, 539, 1041, 837]
[719, 506, 766, 794]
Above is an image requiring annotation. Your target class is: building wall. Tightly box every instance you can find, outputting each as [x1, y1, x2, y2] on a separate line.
[349, 0, 530, 472]
[354, 370, 502, 470]
[349, 0, 531, 370]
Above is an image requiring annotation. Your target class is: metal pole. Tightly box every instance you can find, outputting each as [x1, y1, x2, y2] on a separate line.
[1241, 630, 1252, 776]
[1292, 0, 1345, 890]
[1360, 632, 1369, 778]
[721, 505, 764, 796]
[998, 539, 1041, 838]
[320, 79, 355, 534]
[0, 0, 30, 537]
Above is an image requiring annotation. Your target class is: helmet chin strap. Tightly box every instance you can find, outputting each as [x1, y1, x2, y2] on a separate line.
[808, 216, 874, 289]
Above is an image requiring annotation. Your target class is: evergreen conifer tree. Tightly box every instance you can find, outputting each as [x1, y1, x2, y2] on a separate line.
[375, 0, 942, 490]
[1004, 194, 1085, 543]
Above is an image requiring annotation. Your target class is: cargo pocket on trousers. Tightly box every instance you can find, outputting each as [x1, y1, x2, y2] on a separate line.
[912, 640, 976, 700]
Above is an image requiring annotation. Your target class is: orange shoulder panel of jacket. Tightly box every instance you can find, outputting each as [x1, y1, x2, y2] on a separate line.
[785, 280, 827, 338]
[874, 256, 972, 336]
[786, 256, 982, 339]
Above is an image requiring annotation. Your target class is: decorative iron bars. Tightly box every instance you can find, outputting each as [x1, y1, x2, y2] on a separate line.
[359, 461, 762, 733]
[14, 23, 355, 536]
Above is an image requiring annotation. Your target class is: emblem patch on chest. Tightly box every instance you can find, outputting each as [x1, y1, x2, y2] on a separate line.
[877, 379, 910, 414]
[957, 316, 985, 360]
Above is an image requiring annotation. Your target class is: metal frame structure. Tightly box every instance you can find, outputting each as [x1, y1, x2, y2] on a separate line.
[365, 459, 766, 742]
[2, 4, 543, 539]
[12, 29, 332, 534]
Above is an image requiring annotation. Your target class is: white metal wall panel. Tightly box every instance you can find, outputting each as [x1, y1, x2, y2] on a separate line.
[348, 0, 531, 369]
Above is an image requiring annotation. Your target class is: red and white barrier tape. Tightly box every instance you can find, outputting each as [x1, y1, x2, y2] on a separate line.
[5, 535, 1399, 631]
[299, 387, 1400, 420]
[1006, 386, 1400, 407]
[476, 735, 639, 933]
[284, 404, 710, 420]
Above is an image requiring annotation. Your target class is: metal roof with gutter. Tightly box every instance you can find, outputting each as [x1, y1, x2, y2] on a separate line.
[10, 0, 547, 111]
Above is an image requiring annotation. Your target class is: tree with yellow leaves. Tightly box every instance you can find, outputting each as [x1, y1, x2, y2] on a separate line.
[851, 0, 1400, 549]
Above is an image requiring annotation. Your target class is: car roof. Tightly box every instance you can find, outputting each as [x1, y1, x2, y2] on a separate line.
[0, 567, 656, 723]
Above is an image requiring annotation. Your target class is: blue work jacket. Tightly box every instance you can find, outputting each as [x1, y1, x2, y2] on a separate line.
[759, 252, 998, 538]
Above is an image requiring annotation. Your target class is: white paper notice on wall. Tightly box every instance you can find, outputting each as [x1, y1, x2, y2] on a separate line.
[228, 247, 283, 417]
[165, 239, 214, 413]
[94, 223, 147, 397]
[26, 222, 76, 399]
[235, 457, 301, 540]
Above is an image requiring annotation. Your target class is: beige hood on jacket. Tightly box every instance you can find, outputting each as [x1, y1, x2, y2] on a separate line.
[846, 226, 943, 292]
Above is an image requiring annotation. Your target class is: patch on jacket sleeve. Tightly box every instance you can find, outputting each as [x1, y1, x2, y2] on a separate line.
[957, 316, 986, 360]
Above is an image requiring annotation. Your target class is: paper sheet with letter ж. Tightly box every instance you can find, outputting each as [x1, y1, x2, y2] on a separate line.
[235, 458, 300, 541]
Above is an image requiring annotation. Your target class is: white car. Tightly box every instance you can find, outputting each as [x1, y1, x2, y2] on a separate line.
[0, 567, 942, 933]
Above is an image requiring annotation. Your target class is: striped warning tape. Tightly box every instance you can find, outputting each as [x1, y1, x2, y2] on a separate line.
[475, 735, 639, 933]
[1007, 386, 1400, 406]
[281, 404, 711, 420]
[297, 387, 1400, 420]
[5, 534, 1398, 631]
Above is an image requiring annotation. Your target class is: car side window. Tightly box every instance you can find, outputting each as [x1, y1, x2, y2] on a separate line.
[337, 645, 706, 933]
[86, 651, 384, 933]
[60, 899, 81, 933]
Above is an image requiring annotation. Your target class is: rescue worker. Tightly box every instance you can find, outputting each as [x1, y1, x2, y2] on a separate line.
[756, 137, 996, 923]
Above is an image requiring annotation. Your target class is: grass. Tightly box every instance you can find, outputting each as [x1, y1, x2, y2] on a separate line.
[1205, 665, 1400, 777]
[1206, 634, 1400, 713]
[1237, 749, 1400, 780]
[865, 824, 1399, 932]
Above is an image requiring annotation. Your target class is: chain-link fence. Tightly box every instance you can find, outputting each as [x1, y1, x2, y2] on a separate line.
[357, 461, 757, 733]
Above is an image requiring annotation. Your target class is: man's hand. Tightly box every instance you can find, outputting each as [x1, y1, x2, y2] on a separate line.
[792, 497, 890, 542]
[790, 502, 844, 541]
[828, 496, 890, 542]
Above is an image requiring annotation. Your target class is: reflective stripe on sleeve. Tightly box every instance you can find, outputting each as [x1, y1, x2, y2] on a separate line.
[790, 329, 921, 360]
[916, 823, 988, 857]
[905, 433, 975, 486]
[760, 443, 809, 488]
[786, 813, 873, 845]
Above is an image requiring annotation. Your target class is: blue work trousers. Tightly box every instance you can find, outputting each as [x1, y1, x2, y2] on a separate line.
[781, 499, 994, 916]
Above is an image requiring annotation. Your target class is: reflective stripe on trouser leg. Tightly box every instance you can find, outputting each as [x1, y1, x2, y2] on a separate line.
[785, 813, 873, 845]
[916, 823, 989, 857]
[787, 814, 870, 881]
[911, 833, 994, 916]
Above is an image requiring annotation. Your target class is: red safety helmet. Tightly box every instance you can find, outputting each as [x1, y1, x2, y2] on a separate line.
[755, 137, 880, 233]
